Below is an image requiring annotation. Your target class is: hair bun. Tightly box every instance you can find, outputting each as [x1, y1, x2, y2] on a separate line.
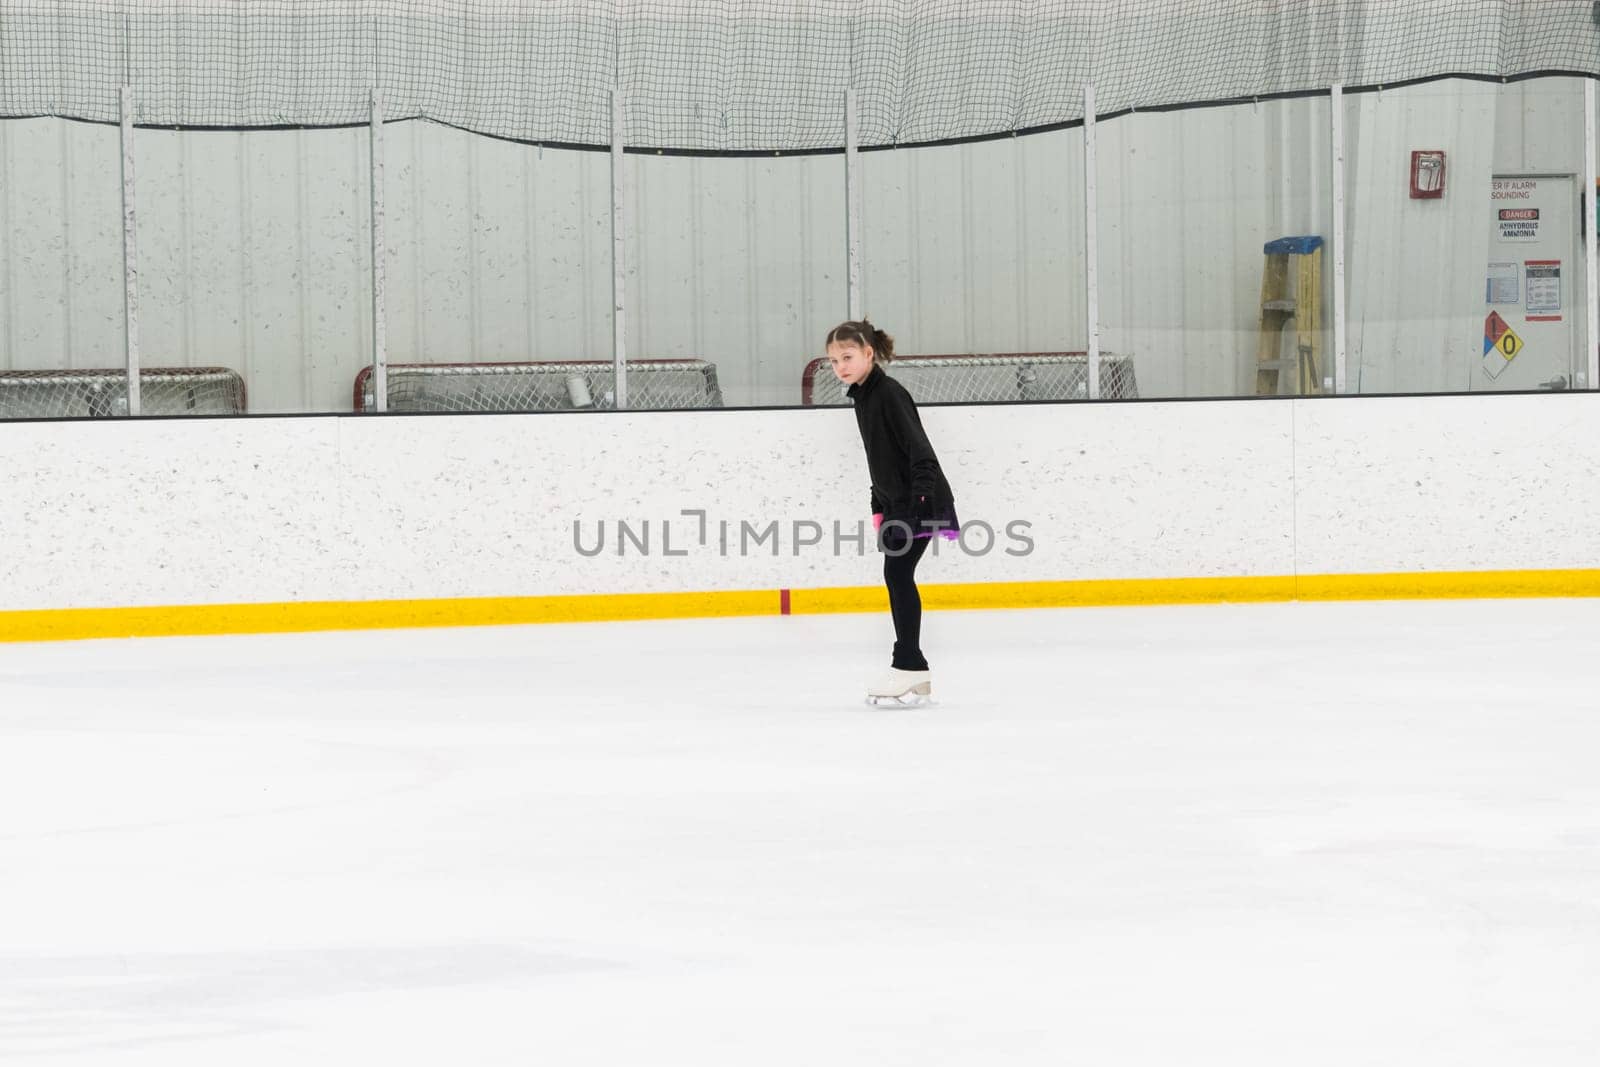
[868, 322, 895, 363]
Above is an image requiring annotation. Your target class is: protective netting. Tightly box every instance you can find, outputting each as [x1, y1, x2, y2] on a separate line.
[0, 368, 246, 419]
[802, 353, 1138, 406]
[355, 360, 725, 412]
[1, 1, 1594, 153]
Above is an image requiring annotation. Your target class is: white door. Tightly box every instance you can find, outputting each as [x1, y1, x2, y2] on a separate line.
[1482, 175, 1577, 391]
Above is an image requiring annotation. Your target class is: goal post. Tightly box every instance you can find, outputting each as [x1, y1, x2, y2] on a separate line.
[354, 359, 725, 413]
[800, 352, 1138, 406]
[0, 368, 246, 419]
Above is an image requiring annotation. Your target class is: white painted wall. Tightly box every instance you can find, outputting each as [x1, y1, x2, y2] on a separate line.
[0, 77, 1586, 410]
[1, 394, 1596, 614]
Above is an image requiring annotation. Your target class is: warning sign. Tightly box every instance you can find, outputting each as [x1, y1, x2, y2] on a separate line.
[1497, 207, 1540, 242]
[1491, 325, 1523, 360]
[1482, 311, 1525, 379]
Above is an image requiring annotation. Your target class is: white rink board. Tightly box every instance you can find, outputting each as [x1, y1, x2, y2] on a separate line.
[1293, 394, 1600, 575]
[0, 394, 1595, 612]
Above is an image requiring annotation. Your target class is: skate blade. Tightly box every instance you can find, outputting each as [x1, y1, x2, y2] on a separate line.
[865, 692, 933, 708]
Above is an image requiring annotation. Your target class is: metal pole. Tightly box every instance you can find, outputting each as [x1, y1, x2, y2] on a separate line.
[1084, 84, 1100, 400]
[611, 87, 628, 410]
[120, 86, 141, 416]
[1585, 78, 1598, 390]
[845, 88, 862, 321]
[370, 89, 388, 412]
[1331, 83, 1348, 394]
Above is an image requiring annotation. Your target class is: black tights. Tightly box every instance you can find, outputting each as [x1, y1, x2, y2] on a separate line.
[881, 526, 932, 671]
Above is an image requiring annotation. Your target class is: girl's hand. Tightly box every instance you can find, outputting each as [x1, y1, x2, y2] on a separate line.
[872, 513, 884, 531]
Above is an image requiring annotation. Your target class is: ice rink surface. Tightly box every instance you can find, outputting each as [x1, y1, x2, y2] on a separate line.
[2, 599, 1598, 1066]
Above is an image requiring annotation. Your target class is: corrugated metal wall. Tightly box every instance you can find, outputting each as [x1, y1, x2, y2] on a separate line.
[0, 78, 1587, 411]
[1099, 102, 1301, 399]
[0, 120, 125, 376]
[1345, 82, 1500, 394]
[1343, 77, 1587, 394]
[627, 149, 843, 409]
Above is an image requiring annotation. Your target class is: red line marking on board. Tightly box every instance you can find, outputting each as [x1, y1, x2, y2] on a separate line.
[1525, 315, 1562, 322]
[779, 588, 791, 615]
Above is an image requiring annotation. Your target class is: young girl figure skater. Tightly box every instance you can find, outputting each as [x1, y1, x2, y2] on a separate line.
[826, 320, 960, 706]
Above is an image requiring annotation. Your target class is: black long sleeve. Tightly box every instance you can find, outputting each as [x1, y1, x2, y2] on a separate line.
[881, 388, 940, 500]
[846, 365, 958, 531]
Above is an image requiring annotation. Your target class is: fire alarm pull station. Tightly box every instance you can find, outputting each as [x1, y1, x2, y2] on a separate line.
[1411, 151, 1445, 199]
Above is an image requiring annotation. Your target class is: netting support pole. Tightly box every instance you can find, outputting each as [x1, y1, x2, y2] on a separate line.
[1331, 84, 1347, 394]
[1585, 78, 1598, 391]
[845, 88, 862, 321]
[611, 88, 629, 410]
[119, 86, 141, 417]
[1083, 84, 1100, 400]
[370, 89, 388, 413]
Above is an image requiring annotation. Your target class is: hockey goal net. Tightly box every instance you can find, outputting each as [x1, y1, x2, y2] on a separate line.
[0, 367, 247, 419]
[354, 359, 725, 412]
[801, 352, 1138, 406]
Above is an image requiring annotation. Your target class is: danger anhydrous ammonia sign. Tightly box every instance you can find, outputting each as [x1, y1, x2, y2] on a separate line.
[1497, 207, 1540, 242]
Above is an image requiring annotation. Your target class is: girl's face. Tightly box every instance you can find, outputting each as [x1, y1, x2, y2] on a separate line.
[827, 340, 874, 386]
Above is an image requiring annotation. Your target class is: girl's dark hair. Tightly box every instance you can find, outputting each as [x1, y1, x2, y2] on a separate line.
[826, 319, 895, 363]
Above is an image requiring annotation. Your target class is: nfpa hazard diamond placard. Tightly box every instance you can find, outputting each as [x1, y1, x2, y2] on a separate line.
[1482, 310, 1524, 379]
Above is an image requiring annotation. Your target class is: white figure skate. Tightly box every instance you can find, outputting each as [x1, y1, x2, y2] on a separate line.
[865, 668, 932, 707]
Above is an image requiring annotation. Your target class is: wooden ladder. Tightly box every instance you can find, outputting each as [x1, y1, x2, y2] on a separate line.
[1255, 235, 1324, 396]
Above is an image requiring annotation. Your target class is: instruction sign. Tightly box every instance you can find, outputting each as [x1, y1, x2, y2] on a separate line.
[1486, 261, 1519, 304]
[1491, 178, 1538, 203]
[1524, 260, 1562, 320]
